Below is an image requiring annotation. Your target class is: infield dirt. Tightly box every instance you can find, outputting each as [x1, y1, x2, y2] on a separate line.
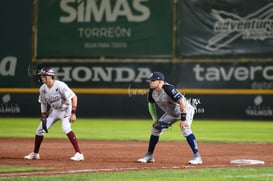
[0, 138, 272, 177]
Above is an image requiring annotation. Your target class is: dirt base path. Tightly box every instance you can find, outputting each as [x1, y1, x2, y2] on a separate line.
[0, 138, 272, 177]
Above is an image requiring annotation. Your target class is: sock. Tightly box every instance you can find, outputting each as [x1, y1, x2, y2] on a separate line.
[34, 135, 44, 153]
[186, 134, 199, 155]
[67, 131, 81, 153]
[147, 135, 159, 154]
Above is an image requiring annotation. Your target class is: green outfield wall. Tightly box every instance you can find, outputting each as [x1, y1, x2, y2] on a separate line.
[0, 0, 272, 119]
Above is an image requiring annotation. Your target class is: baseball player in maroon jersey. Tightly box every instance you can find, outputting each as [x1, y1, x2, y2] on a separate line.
[137, 72, 202, 164]
[24, 67, 84, 161]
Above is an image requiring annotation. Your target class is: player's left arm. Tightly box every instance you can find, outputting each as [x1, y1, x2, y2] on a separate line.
[178, 98, 189, 129]
[61, 82, 78, 122]
[70, 95, 77, 123]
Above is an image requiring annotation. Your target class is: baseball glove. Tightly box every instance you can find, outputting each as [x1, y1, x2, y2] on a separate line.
[153, 121, 170, 130]
[41, 117, 48, 133]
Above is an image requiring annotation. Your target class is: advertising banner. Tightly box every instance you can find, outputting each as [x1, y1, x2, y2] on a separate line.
[31, 62, 173, 88]
[186, 94, 273, 119]
[1, 92, 272, 119]
[175, 62, 273, 89]
[0, 93, 39, 117]
[36, 0, 173, 58]
[176, 0, 273, 58]
[0, 0, 32, 87]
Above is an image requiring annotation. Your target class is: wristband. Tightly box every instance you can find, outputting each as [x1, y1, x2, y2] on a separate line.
[181, 113, 187, 121]
[41, 112, 47, 118]
[71, 106, 77, 114]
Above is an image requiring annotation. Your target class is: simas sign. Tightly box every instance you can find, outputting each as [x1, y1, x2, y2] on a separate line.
[60, 0, 150, 23]
[36, 0, 172, 57]
[176, 62, 273, 89]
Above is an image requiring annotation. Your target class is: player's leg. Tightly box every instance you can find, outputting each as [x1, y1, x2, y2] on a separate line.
[137, 113, 177, 163]
[24, 113, 57, 160]
[61, 112, 84, 161]
[148, 113, 177, 154]
[62, 117, 81, 153]
[181, 106, 202, 164]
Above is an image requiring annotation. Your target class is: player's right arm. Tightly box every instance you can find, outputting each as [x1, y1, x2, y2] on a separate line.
[38, 87, 48, 133]
[148, 102, 157, 121]
[38, 87, 48, 115]
[147, 89, 157, 123]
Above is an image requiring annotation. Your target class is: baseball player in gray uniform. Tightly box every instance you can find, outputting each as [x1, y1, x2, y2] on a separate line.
[24, 67, 84, 161]
[137, 72, 202, 164]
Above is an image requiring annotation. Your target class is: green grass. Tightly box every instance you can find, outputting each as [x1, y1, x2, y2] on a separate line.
[0, 165, 51, 173]
[0, 118, 273, 180]
[1, 167, 273, 181]
[0, 118, 272, 143]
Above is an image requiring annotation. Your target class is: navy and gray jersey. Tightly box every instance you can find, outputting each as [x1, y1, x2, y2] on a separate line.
[147, 83, 193, 117]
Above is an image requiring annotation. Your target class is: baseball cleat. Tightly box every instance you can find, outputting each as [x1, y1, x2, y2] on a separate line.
[188, 155, 203, 165]
[24, 152, 40, 160]
[70, 152, 84, 161]
[137, 153, 155, 163]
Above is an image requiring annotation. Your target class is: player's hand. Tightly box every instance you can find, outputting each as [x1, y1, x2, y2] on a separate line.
[41, 112, 48, 133]
[180, 121, 188, 129]
[70, 113, 76, 123]
[152, 120, 158, 127]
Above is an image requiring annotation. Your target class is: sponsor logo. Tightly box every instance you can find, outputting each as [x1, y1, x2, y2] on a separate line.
[59, 0, 151, 46]
[251, 81, 273, 89]
[60, 0, 150, 23]
[54, 66, 152, 83]
[245, 95, 273, 117]
[127, 84, 147, 97]
[0, 94, 21, 114]
[0, 56, 17, 77]
[127, 85, 205, 114]
[187, 97, 205, 114]
[193, 64, 273, 82]
[208, 3, 273, 50]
